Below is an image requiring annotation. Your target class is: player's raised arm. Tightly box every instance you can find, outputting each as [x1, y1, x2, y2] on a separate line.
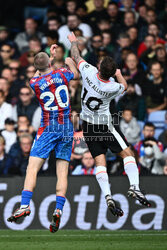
[65, 57, 79, 80]
[115, 69, 128, 92]
[67, 32, 84, 67]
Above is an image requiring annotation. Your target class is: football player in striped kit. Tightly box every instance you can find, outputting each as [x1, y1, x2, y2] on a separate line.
[7, 45, 79, 233]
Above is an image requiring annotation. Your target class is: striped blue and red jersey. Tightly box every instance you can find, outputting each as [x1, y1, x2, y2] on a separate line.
[29, 68, 74, 130]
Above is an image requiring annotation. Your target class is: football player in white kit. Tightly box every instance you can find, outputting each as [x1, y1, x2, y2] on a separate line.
[68, 32, 151, 217]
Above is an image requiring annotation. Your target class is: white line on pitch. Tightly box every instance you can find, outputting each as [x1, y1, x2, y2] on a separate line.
[0, 233, 167, 237]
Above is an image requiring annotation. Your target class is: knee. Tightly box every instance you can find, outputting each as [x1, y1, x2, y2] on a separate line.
[119, 147, 134, 159]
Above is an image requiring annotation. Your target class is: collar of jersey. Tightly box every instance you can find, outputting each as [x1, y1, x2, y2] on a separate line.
[32, 70, 54, 79]
[96, 73, 110, 83]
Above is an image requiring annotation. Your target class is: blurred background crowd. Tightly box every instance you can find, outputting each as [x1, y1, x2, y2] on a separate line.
[0, 0, 167, 177]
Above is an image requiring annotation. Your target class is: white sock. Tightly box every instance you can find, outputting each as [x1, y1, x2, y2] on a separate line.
[123, 156, 139, 190]
[96, 166, 111, 197]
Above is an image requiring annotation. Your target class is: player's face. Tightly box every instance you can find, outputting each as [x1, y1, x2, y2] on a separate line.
[20, 138, 32, 154]
[82, 152, 95, 169]
[143, 126, 155, 138]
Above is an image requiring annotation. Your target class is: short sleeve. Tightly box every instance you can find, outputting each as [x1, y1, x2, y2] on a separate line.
[77, 60, 97, 75]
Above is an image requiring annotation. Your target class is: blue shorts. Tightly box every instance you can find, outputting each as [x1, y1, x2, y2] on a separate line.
[30, 123, 73, 162]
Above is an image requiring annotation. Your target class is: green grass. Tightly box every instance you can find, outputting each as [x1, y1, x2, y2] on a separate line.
[0, 230, 167, 250]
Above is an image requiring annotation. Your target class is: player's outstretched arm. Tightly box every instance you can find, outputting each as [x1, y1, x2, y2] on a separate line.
[67, 32, 84, 66]
[65, 57, 79, 79]
[115, 69, 128, 91]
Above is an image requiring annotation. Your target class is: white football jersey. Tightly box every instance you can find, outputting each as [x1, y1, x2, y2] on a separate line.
[78, 60, 125, 125]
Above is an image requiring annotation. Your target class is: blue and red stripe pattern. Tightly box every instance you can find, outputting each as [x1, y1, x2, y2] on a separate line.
[29, 68, 74, 161]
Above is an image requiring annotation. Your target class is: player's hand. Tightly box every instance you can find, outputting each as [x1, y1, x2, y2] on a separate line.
[65, 57, 74, 65]
[68, 32, 78, 43]
[115, 69, 122, 76]
[50, 44, 58, 57]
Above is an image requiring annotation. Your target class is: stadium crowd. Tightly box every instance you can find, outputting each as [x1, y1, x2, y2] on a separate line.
[0, 0, 167, 176]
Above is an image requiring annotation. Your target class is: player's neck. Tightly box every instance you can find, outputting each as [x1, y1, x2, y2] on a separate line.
[98, 73, 109, 81]
[39, 68, 52, 76]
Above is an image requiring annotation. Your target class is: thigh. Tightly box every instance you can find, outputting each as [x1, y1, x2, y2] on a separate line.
[82, 121, 108, 158]
[55, 137, 73, 162]
[107, 125, 129, 154]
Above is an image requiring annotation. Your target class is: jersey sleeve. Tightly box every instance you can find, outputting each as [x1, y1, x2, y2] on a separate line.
[77, 60, 97, 75]
[109, 82, 125, 98]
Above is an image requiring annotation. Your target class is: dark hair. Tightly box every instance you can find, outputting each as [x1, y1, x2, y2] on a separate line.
[100, 56, 117, 79]
[124, 10, 135, 19]
[144, 122, 155, 130]
[20, 86, 31, 92]
[45, 30, 59, 40]
[5, 118, 15, 125]
[108, 1, 118, 7]
[29, 36, 41, 43]
[56, 43, 65, 53]
[76, 4, 88, 12]
[149, 60, 162, 70]
[144, 34, 156, 41]
[48, 16, 61, 24]
[118, 32, 130, 40]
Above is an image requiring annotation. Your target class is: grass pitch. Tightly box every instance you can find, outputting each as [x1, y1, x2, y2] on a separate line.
[0, 230, 166, 250]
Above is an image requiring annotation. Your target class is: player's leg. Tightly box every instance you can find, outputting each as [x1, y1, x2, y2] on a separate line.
[118, 147, 151, 207]
[95, 154, 123, 217]
[7, 156, 45, 222]
[50, 159, 69, 233]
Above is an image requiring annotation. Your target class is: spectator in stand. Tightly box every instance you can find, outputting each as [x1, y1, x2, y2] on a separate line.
[88, 0, 107, 29]
[127, 26, 138, 51]
[106, 1, 122, 40]
[76, 4, 89, 23]
[123, 52, 145, 94]
[58, 14, 92, 49]
[13, 86, 38, 123]
[138, 8, 164, 42]
[119, 0, 136, 12]
[0, 77, 10, 102]
[86, 34, 103, 66]
[19, 37, 42, 67]
[135, 122, 163, 158]
[0, 44, 13, 70]
[66, 0, 77, 15]
[101, 30, 115, 54]
[7, 133, 33, 175]
[137, 4, 147, 26]
[1, 118, 17, 153]
[97, 19, 111, 32]
[0, 90, 13, 130]
[44, 30, 59, 56]
[1, 67, 24, 105]
[77, 36, 89, 59]
[47, 16, 62, 32]
[14, 18, 45, 53]
[123, 11, 136, 32]
[120, 109, 140, 145]
[155, 45, 167, 70]
[159, 112, 167, 150]
[114, 32, 132, 65]
[139, 137, 166, 175]
[72, 151, 96, 175]
[0, 136, 8, 176]
[17, 115, 34, 135]
[117, 80, 146, 121]
[144, 61, 167, 114]
[148, 23, 165, 44]
[138, 34, 156, 58]
[0, 26, 10, 47]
